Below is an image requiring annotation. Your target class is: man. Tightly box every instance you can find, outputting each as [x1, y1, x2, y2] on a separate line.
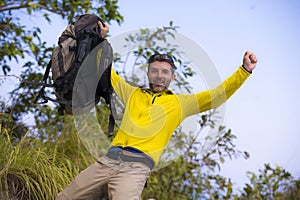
[56, 22, 257, 200]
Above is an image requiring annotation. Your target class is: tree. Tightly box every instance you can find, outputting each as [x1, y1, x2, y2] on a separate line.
[0, 0, 123, 74]
[239, 163, 300, 199]
[0, 0, 124, 141]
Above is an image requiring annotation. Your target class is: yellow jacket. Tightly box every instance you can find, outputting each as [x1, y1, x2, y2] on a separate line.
[110, 66, 251, 163]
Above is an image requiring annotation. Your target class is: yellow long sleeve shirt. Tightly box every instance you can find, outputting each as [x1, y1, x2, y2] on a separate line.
[110, 66, 251, 164]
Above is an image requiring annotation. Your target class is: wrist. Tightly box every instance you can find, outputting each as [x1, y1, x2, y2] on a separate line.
[242, 65, 252, 74]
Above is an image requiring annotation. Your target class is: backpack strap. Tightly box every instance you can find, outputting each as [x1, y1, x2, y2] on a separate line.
[35, 59, 73, 106]
[108, 93, 119, 137]
[108, 113, 115, 137]
[34, 60, 54, 104]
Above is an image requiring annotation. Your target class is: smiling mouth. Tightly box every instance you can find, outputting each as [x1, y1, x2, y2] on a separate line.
[150, 83, 166, 92]
[153, 83, 164, 87]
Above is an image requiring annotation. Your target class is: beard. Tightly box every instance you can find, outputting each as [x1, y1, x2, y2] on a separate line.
[149, 80, 171, 92]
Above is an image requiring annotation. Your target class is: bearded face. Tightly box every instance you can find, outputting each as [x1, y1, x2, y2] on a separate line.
[147, 61, 176, 92]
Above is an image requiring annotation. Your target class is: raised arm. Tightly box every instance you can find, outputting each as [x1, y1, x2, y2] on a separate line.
[181, 51, 258, 116]
[197, 50, 258, 112]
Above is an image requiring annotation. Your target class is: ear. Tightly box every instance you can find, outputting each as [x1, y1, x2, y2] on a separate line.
[171, 73, 176, 81]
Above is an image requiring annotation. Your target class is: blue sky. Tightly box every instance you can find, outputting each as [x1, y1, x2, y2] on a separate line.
[1, 0, 300, 190]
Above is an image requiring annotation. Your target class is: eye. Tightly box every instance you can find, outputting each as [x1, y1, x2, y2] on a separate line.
[162, 69, 170, 74]
[150, 69, 158, 74]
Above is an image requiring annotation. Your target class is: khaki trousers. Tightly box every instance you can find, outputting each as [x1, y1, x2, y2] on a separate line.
[56, 153, 151, 200]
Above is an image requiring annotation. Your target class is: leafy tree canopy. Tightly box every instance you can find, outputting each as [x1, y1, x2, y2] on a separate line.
[0, 0, 124, 141]
[0, 0, 123, 74]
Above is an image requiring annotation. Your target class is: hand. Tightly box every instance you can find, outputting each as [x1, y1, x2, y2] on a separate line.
[98, 21, 109, 38]
[243, 51, 257, 72]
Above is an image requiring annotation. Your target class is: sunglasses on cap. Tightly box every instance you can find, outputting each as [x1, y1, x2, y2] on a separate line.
[148, 54, 177, 69]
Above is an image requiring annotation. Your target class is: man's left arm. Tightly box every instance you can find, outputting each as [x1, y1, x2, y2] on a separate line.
[195, 51, 258, 113]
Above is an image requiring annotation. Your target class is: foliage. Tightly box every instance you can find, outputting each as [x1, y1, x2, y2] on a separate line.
[0, 117, 95, 200]
[0, 108, 28, 143]
[239, 163, 300, 200]
[0, 0, 123, 74]
[0, 0, 124, 141]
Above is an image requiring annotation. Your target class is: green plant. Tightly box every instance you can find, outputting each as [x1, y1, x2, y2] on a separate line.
[0, 116, 95, 199]
[240, 163, 300, 200]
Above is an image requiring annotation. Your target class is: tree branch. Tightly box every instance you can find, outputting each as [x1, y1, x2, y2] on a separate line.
[0, 2, 63, 16]
[0, 4, 28, 12]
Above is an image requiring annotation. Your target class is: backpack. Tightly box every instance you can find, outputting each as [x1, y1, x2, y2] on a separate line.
[35, 14, 116, 135]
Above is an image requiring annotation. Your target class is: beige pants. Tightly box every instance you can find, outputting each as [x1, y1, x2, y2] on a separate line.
[56, 153, 151, 200]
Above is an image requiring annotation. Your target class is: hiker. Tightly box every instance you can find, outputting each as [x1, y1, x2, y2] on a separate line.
[56, 22, 257, 200]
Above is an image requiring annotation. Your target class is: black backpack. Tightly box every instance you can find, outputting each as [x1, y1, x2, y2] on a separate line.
[35, 14, 116, 135]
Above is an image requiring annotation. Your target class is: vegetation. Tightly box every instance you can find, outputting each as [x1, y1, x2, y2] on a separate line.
[0, 114, 98, 199]
[0, 1, 299, 199]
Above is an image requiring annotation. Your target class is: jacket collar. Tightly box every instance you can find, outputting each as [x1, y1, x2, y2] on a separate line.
[141, 88, 174, 95]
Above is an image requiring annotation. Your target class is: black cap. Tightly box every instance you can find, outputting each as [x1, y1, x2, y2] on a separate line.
[148, 54, 177, 70]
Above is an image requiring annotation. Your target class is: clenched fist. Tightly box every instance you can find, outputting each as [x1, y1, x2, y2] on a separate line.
[243, 51, 258, 73]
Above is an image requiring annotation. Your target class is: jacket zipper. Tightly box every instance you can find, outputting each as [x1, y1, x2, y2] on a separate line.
[151, 96, 156, 104]
[151, 94, 161, 104]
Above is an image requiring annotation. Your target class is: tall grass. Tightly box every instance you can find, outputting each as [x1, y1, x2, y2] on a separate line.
[0, 116, 95, 200]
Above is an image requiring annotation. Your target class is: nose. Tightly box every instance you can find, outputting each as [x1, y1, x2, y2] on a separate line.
[156, 76, 163, 82]
[156, 71, 163, 81]
[157, 70, 164, 78]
